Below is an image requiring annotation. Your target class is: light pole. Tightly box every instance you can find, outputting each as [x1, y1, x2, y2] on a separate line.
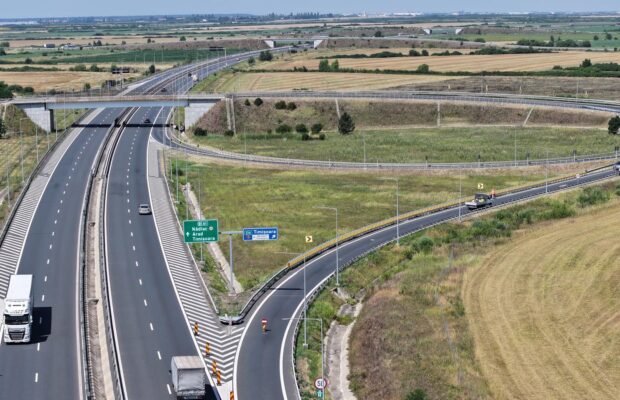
[459, 167, 463, 221]
[381, 177, 400, 246]
[277, 251, 308, 347]
[545, 149, 549, 194]
[314, 206, 339, 286]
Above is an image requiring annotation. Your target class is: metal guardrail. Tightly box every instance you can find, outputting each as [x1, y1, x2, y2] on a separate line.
[237, 163, 615, 320]
[98, 108, 136, 400]
[0, 109, 94, 249]
[288, 162, 617, 400]
[80, 120, 119, 400]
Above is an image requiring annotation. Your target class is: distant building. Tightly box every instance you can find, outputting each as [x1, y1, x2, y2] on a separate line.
[43, 43, 55, 48]
[60, 43, 80, 50]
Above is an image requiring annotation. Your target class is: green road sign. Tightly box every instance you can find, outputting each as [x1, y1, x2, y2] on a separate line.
[184, 219, 219, 243]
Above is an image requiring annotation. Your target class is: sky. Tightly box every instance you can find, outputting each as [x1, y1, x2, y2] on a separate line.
[2, 0, 620, 19]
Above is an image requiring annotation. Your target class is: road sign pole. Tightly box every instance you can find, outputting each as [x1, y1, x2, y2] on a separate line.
[303, 252, 307, 348]
[229, 234, 234, 294]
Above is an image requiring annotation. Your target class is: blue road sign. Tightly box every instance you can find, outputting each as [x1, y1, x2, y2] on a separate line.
[243, 227, 279, 241]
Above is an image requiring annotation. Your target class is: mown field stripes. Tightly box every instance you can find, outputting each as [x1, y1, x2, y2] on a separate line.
[147, 140, 242, 382]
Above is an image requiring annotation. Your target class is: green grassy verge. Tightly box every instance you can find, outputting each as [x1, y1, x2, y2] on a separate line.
[167, 156, 561, 291]
[294, 181, 620, 400]
[193, 126, 618, 164]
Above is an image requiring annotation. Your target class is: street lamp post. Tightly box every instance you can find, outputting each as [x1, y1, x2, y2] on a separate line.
[381, 177, 400, 245]
[314, 206, 339, 286]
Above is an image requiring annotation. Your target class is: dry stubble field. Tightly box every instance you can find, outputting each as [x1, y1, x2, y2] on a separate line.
[265, 51, 620, 72]
[215, 72, 455, 91]
[463, 204, 620, 400]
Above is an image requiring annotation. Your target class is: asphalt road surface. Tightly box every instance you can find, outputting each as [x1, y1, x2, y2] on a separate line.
[236, 167, 618, 400]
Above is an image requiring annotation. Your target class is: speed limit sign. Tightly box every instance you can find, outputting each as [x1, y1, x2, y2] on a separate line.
[314, 378, 328, 390]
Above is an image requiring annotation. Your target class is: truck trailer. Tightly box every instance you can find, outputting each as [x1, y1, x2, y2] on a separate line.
[3, 274, 34, 343]
[171, 356, 207, 399]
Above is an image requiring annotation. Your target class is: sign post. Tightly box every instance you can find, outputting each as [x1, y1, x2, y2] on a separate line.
[183, 219, 218, 243]
[243, 227, 278, 242]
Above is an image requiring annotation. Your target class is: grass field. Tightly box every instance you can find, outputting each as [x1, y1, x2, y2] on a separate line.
[392, 75, 620, 100]
[297, 183, 620, 400]
[0, 71, 142, 91]
[170, 158, 554, 289]
[264, 51, 620, 73]
[194, 70, 456, 92]
[463, 200, 620, 399]
[193, 125, 617, 164]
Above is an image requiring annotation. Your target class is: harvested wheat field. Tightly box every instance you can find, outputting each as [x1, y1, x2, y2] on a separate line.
[463, 204, 620, 400]
[268, 51, 620, 72]
[0, 71, 141, 91]
[215, 72, 455, 92]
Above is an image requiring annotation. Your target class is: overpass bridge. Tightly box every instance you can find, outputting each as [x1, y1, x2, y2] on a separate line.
[11, 90, 620, 133]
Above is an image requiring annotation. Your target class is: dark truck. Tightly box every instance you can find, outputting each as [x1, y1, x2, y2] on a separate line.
[465, 193, 494, 210]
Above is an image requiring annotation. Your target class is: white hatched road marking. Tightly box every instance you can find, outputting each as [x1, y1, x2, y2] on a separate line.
[147, 139, 241, 383]
[0, 125, 85, 296]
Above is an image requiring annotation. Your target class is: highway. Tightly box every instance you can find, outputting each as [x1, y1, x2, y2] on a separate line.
[235, 166, 618, 400]
[105, 106, 203, 399]
[0, 108, 117, 398]
[0, 49, 263, 398]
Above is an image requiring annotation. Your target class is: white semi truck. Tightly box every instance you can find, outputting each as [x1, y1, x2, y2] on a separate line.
[3, 274, 34, 343]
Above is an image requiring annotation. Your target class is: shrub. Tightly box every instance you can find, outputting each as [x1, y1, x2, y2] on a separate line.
[331, 60, 339, 71]
[608, 115, 620, 134]
[224, 129, 234, 136]
[244, 99, 251, 106]
[311, 123, 323, 134]
[416, 236, 435, 254]
[258, 51, 273, 61]
[318, 133, 326, 140]
[409, 49, 421, 56]
[421, 50, 429, 56]
[274, 100, 287, 110]
[254, 97, 263, 107]
[540, 200, 576, 220]
[318, 59, 330, 72]
[338, 112, 355, 135]
[180, 36, 186, 41]
[416, 64, 430, 73]
[577, 187, 610, 207]
[286, 102, 297, 111]
[276, 124, 292, 134]
[247, 57, 255, 65]
[295, 123, 308, 133]
[405, 389, 428, 400]
[301, 132, 310, 141]
[194, 127, 208, 136]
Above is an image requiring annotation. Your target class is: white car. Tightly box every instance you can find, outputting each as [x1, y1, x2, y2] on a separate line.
[138, 204, 151, 215]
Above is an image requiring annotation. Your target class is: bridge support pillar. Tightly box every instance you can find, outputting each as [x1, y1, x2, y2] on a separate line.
[184, 103, 215, 130]
[18, 105, 53, 132]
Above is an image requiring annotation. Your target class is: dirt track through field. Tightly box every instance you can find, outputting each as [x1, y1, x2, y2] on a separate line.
[463, 204, 620, 400]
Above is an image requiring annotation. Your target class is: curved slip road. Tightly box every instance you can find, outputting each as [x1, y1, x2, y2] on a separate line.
[235, 166, 618, 400]
[157, 90, 620, 170]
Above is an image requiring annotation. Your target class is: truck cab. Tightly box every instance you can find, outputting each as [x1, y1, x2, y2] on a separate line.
[465, 193, 494, 210]
[3, 274, 34, 343]
[614, 161, 620, 175]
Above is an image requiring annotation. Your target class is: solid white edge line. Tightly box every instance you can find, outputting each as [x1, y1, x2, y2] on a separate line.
[145, 108, 219, 390]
